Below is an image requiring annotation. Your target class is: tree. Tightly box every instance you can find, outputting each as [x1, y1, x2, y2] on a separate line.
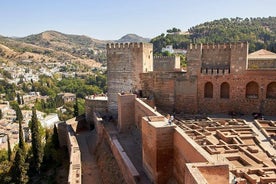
[21, 96, 24, 105]
[73, 98, 79, 117]
[52, 125, 59, 149]
[30, 107, 43, 174]
[18, 119, 25, 153]
[17, 93, 21, 105]
[13, 103, 23, 123]
[10, 149, 28, 184]
[7, 135, 11, 162]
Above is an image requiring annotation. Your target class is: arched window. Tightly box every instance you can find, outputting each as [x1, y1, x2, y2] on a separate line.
[246, 81, 259, 99]
[204, 82, 213, 98]
[266, 82, 276, 99]
[220, 82, 230, 99]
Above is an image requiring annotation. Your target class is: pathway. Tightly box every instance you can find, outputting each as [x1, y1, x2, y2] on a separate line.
[76, 131, 103, 184]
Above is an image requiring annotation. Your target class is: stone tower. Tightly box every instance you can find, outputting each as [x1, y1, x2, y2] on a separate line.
[106, 42, 153, 115]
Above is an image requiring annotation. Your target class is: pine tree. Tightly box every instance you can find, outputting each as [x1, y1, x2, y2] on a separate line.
[52, 124, 59, 149]
[14, 103, 23, 123]
[18, 119, 25, 153]
[17, 93, 21, 105]
[10, 149, 28, 184]
[73, 97, 79, 117]
[0, 109, 2, 120]
[21, 95, 24, 105]
[7, 135, 11, 162]
[30, 107, 43, 174]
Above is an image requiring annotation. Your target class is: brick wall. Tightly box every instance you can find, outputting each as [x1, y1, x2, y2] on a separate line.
[141, 116, 175, 183]
[118, 93, 136, 132]
[197, 70, 276, 115]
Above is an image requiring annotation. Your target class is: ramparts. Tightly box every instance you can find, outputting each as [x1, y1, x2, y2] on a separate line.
[56, 122, 81, 184]
[93, 110, 140, 184]
[106, 42, 152, 50]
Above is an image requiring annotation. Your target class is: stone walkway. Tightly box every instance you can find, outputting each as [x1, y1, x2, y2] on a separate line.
[76, 131, 103, 184]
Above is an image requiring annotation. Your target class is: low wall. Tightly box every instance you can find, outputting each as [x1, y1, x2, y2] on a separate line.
[57, 121, 82, 184]
[67, 125, 82, 184]
[135, 98, 161, 129]
[173, 127, 215, 184]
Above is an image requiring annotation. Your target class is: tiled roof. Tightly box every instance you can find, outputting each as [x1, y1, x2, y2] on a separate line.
[248, 49, 276, 59]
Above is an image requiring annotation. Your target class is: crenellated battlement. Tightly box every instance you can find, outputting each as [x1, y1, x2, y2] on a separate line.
[153, 55, 177, 60]
[188, 43, 202, 51]
[188, 42, 248, 51]
[106, 42, 151, 50]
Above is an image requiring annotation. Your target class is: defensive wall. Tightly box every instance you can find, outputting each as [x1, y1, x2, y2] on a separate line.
[92, 106, 140, 184]
[85, 95, 108, 125]
[57, 122, 81, 184]
[116, 93, 229, 183]
[85, 91, 276, 183]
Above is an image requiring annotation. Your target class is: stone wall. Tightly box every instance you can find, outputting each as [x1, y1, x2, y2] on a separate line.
[67, 125, 82, 184]
[153, 55, 180, 72]
[173, 127, 214, 184]
[141, 116, 175, 183]
[93, 112, 140, 184]
[248, 59, 276, 69]
[139, 42, 276, 115]
[85, 96, 107, 125]
[140, 72, 176, 112]
[197, 70, 276, 115]
[118, 93, 136, 132]
[185, 163, 229, 184]
[134, 98, 161, 129]
[57, 122, 81, 184]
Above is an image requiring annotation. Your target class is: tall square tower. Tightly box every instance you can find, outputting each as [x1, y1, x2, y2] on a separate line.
[106, 42, 153, 115]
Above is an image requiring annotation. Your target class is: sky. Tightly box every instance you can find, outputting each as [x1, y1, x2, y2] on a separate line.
[0, 0, 276, 40]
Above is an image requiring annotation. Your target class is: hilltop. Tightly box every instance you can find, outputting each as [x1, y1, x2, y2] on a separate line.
[151, 16, 276, 53]
[116, 34, 150, 43]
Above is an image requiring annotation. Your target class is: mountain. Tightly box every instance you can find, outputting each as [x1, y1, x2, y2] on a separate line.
[116, 34, 150, 43]
[0, 31, 151, 67]
[151, 16, 276, 53]
[0, 31, 108, 67]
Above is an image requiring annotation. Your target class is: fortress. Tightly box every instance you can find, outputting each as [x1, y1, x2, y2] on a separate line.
[62, 42, 276, 184]
[107, 42, 276, 116]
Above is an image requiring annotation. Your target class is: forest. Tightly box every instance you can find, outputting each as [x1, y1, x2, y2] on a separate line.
[151, 17, 276, 53]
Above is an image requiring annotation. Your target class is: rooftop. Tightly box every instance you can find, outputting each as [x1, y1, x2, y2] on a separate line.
[248, 49, 276, 60]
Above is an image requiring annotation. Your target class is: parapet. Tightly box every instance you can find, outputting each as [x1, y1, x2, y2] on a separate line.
[106, 42, 152, 50]
[188, 42, 248, 50]
[153, 55, 177, 60]
[188, 43, 203, 51]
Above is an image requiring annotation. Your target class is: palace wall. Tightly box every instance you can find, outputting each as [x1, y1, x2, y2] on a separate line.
[197, 70, 276, 115]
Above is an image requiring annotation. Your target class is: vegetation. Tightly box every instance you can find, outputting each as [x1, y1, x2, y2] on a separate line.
[30, 107, 43, 174]
[151, 17, 276, 53]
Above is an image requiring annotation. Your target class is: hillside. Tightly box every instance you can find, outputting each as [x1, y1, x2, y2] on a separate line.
[0, 31, 151, 67]
[151, 16, 276, 53]
[0, 31, 108, 67]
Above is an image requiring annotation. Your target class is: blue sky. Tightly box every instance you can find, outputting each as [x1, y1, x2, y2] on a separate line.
[0, 0, 275, 40]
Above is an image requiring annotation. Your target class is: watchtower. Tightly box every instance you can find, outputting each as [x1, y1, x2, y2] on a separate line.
[106, 42, 153, 115]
